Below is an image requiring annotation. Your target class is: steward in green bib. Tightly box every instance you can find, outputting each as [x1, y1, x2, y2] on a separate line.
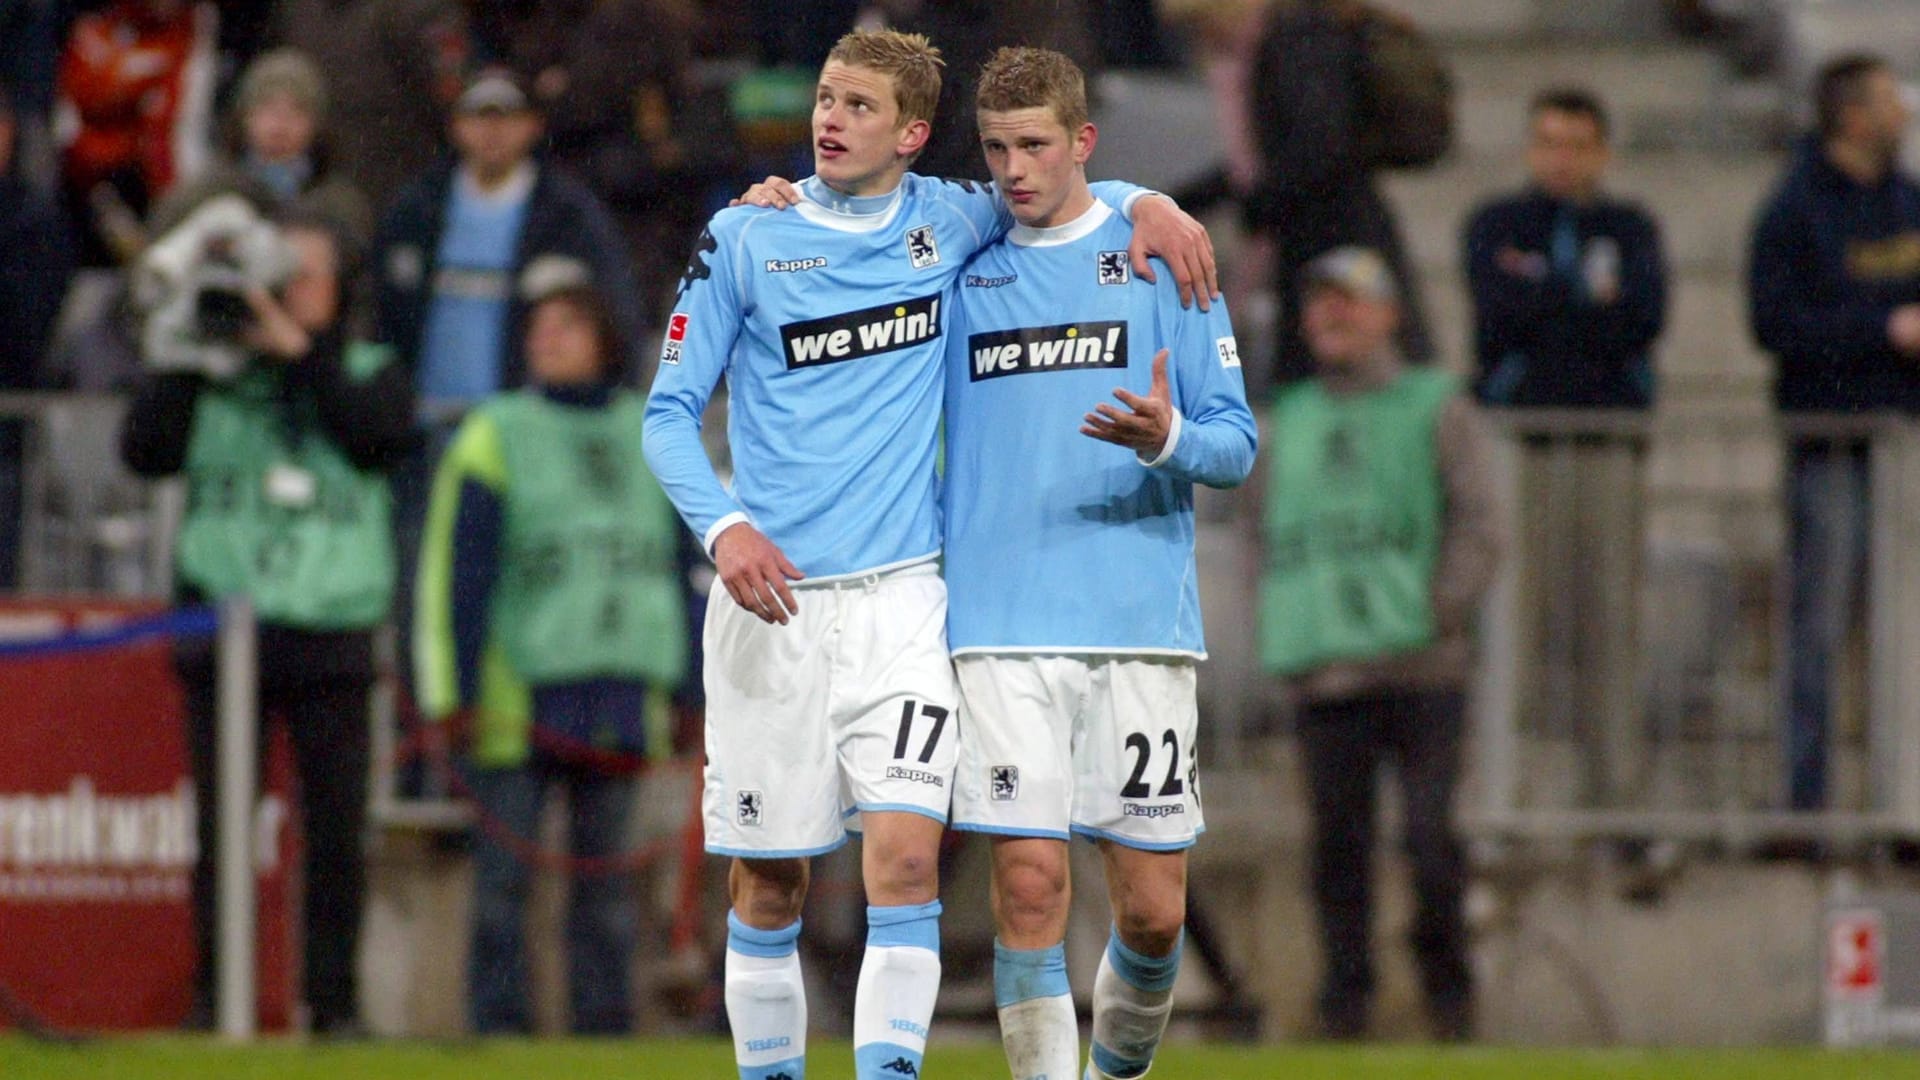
[411, 282, 694, 1036]
[1248, 246, 1503, 1042]
[119, 210, 413, 1035]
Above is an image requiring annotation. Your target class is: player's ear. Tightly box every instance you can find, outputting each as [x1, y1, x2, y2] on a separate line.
[897, 117, 931, 160]
[1074, 122, 1098, 166]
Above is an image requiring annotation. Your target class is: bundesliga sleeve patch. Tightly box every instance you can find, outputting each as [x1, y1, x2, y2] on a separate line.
[661, 312, 689, 365]
[1216, 336, 1242, 369]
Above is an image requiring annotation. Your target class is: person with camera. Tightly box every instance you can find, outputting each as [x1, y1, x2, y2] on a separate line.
[413, 281, 693, 1035]
[120, 205, 414, 1036]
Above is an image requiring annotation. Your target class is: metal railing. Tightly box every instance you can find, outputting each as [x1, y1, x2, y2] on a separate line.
[1470, 408, 1920, 846]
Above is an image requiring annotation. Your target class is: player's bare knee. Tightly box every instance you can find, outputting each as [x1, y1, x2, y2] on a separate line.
[995, 860, 1068, 935]
[869, 846, 939, 902]
[1114, 890, 1186, 957]
[731, 856, 808, 927]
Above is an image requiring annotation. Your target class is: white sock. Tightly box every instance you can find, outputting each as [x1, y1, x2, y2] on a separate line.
[995, 940, 1079, 1080]
[1085, 929, 1181, 1080]
[854, 900, 942, 1079]
[726, 911, 807, 1080]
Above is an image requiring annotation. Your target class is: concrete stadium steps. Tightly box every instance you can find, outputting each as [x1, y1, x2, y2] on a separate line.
[1376, 0, 1677, 43]
[1382, 153, 1784, 278]
[1447, 42, 1733, 157]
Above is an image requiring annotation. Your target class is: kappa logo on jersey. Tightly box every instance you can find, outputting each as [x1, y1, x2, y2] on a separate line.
[780, 294, 942, 369]
[766, 256, 828, 274]
[965, 273, 1017, 289]
[1216, 335, 1242, 369]
[1098, 250, 1130, 286]
[968, 321, 1128, 382]
[989, 765, 1019, 801]
[736, 789, 763, 827]
[676, 227, 716, 297]
[906, 224, 939, 269]
[660, 312, 689, 365]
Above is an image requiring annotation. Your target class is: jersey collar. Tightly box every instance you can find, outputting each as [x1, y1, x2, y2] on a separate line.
[1008, 200, 1112, 248]
[793, 175, 906, 233]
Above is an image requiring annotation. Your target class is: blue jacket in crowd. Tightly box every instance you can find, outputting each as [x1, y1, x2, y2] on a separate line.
[1464, 187, 1666, 409]
[1749, 136, 1920, 414]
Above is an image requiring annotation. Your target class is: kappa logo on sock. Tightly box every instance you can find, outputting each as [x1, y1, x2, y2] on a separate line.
[766, 1073, 795, 1080]
[990, 765, 1019, 801]
[737, 789, 763, 827]
[880, 1057, 920, 1077]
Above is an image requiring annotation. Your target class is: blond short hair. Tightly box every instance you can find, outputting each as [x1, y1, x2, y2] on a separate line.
[975, 46, 1087, 134]
[826, 29, 944, 127]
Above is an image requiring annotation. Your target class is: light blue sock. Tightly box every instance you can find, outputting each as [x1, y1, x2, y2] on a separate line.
[726, 911, 807, 1080]
[1086, 928, 1182, 1080]
[854, 901, 942, 1079]
[995, 940, 1079, 1080]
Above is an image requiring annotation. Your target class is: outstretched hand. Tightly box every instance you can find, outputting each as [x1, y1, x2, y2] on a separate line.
[1082, 350, 1174, 459]
[1127, 195, 1218, 311]
[713, 522, 805, 624]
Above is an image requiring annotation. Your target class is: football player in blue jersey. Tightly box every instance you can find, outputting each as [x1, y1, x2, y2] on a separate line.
[642, 29, 1218, 1080]
[940, 48, 1257, 1080]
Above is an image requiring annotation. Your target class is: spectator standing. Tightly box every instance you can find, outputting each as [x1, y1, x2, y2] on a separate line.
[150, 47, 370, 251]
[413, 283, 691, 1035]
[1252, 247, 1501, 1041]
[374, 69, 644, 423]
[1749, 54, 1920, 813]
[0, 82, 75, 586]
[1244, 0, 1436, 393]
[274, 0, 471, 220]
[56, 0, 219, 265]
[119, 209, 413, 1034]
[1462, 88, 1666, 801]
[1465, 88, 1667, 409]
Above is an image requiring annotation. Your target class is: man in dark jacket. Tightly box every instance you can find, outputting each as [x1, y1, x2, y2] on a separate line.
[1749, 53, 1920, 813]
[1245, 0, 1433, 395]
[1465, 87, 1667, 409]
[373, 70, 644, 409]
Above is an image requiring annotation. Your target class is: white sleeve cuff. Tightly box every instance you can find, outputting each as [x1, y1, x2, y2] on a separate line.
[1120, 189, 1164, 222]
[703, 512, 751, 556]
[1138, 408, 1184, 468]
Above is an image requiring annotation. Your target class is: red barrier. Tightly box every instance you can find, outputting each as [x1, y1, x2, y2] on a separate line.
[0, 599, 295, 1032]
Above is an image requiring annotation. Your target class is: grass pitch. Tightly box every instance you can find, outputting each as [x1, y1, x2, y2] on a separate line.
[5, 1036, 1920, 1080]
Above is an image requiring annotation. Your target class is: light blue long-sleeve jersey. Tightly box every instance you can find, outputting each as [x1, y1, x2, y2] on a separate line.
[943, 201, 1258, 656]
[642, 174, 1151, 581]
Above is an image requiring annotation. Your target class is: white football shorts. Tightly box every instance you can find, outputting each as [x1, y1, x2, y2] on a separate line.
[951, 654, 1203, 851]
[701, 561, 959, 857]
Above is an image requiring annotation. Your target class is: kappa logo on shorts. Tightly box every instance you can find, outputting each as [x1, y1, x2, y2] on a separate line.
[1122, 802, 1186, 819]
[736, 789, 764, 827]
[989, 765, 1019, 801]
[886, 766, 945, 788]
[1098, 250, 1130, 286]
[906, 224, 939, 269]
